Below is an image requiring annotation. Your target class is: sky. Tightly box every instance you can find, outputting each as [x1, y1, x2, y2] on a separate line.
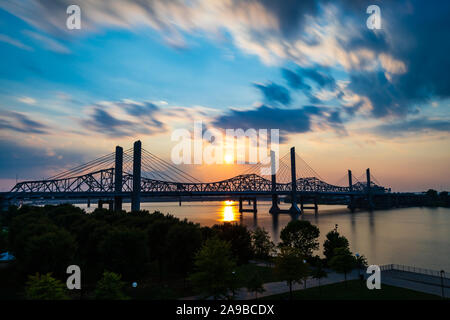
[0, 0, 449, 192]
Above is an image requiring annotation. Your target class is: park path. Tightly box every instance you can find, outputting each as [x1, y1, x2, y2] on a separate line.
[180, 267, 449, 300]
[380, 270, 449, 297]
[180, 269, 360, 300]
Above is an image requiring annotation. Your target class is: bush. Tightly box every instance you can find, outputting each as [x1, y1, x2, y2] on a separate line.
[94, 271, 129, 300]
[25, 273, 69, 300]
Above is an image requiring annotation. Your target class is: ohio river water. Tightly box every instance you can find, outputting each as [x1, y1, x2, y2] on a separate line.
[83, 201, 450, 272]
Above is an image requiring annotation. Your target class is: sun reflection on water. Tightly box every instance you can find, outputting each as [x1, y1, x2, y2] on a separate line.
[220, 201, 238, 222]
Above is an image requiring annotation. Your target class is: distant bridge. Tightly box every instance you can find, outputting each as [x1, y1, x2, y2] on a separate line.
[1, 140, 397, 214]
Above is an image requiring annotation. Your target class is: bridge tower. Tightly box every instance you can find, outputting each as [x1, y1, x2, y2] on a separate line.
[269, 150, 280, 214]
[114, 146, 123, 212]
[131, 140, 142, 212]
[366, 168, 373, 210]
[289, 147, 301, 215]
[348, 169, 355, 212]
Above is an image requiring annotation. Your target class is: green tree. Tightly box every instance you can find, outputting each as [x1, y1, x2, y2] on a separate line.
[94, 271, 129, 300]
[329, 247, 357, 286]
[166, 221, 203, 283]
[189, 237, 237, 300]
[12, 221, 77, 277]
[147, 218, 176, 279]
[25, 273, 69, 300]
[99, 227, 149, 279]
[212, 223, 253, 264]
[323, 224, 349, 262]
[251, 227, 275, 260]
[274, 246, 309, 300]
[279, 220, 320, 258]
[355, 253, 368, 282]
[0, 228, 7, 253]
[246, 272, 265, 299]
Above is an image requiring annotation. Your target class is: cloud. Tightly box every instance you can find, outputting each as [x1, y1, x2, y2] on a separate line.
[371, 117, 450, 137]
[24, 30, 71, 54]
[0, 139, 85, 181]
[83, 100, 166, 137]
[0, 111, 49, 134]
[0, 33, 33, 51]
[212, 104, 345, 141]
[254, 82, 291, 105]
[18, 96, 36, 105]
[2, 0, 450, 135]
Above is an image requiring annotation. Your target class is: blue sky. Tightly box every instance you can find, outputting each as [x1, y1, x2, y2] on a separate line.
[0, 0, 449, 191]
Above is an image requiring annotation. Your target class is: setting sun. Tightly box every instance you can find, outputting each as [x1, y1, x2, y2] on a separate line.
[224, 154, 234, 164]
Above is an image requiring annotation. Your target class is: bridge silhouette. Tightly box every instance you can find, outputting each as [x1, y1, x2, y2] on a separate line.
[1, 140, 394, 214]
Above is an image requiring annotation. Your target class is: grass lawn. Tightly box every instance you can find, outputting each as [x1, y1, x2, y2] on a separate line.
[260, 280, 442, 300]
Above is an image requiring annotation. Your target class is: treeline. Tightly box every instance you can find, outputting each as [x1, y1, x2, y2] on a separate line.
[0, 204, 366, 300]
[425, 190, 450, 207]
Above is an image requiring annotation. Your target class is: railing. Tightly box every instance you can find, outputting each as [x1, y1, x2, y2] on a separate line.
[380, 264, 448, 278]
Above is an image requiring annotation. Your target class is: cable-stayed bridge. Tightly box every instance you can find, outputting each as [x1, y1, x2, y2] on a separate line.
[1, 140, 404, 214]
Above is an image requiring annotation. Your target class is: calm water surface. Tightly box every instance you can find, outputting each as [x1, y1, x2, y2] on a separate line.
[81, 201, 450, 271]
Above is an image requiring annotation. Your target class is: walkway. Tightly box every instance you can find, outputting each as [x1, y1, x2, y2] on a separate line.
[180, 267, 448, 300]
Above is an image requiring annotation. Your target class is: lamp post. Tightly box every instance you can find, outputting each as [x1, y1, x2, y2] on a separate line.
[440, 270, 445, 299]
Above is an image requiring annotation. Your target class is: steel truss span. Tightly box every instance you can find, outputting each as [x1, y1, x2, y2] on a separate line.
[9, 171, 388, 195]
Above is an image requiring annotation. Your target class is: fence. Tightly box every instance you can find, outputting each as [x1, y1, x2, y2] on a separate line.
[380, 264, 448, 279]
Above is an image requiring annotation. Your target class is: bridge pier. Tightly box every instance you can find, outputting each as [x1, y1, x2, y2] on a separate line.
[289, 147, 301, 215]
[114, 146, 123, 212]
[98, 199, 113, 211]
[300, 195, 319, 214]
[238, 197, 257, 214]
[131, 140, 142, 212]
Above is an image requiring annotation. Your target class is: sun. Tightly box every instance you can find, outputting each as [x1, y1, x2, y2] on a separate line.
[224, 154, 234, 164]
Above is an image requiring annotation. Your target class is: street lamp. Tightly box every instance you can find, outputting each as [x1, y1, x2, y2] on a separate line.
[440, 270, 445, 299]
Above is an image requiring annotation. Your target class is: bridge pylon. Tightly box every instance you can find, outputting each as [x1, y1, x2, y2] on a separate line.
[289, 147, 301, 215]
[348, 169, 355, 212]
[366, 168, 373, 210]
[114, 146, 123, 212]
[269, 150, 280, 214]
[131, 140, 142, 212]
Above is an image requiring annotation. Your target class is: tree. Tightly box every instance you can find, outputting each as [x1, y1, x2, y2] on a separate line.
[189, 237, 237, 299]
[323, 224, 349, 262]
[246, 272, 265, 299]
[25, 273, 69, 300]
[0, 228, 7, 253]
[212, 223, 253, 264]
[328, 247, 357, 286]
[99, 227, 149, 280]
[14, 223, 77, 277]
[166, 221, 203, 284]
[94, 271, 129, 300]
[251, 227, 275, 260]
[310, 261, 328, 295]
[279, 220, 320, 258]
[355, 253, 368, 282]
[146, 218, 176, 279]
[274, 246, 309, 300]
